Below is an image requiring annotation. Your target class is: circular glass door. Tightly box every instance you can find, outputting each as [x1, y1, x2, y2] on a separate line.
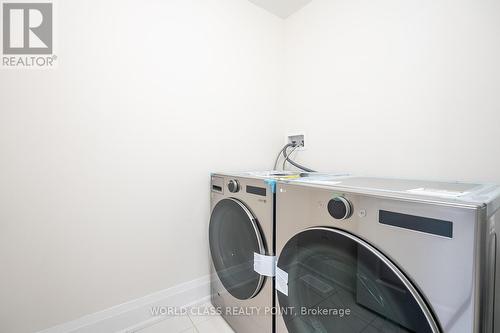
[277, 228, 440, 333]
[209, 198, 265, 300]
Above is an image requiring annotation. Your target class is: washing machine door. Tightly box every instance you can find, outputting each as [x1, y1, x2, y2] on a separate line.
[209, 198, 265, 300]
[277, 227, 440, 333]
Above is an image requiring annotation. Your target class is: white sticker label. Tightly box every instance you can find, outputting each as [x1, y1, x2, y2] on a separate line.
[254, 253, 276, 277]
[407, 187, 468, 198]
[276, 266, 288, 296]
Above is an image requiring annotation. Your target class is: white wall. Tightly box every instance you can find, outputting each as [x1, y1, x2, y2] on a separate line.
[3, 0, 500, 332]
[0, 1, 283, 332]
[282, 0, 500, 183]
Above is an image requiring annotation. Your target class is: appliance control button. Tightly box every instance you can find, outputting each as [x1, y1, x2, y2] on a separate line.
[327, 197, 352, 220]
[358, 209, 367, 218]
[227, 179, 240, 193]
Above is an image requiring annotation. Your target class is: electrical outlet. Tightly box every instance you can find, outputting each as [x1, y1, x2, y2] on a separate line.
[286, 133, 305, 150]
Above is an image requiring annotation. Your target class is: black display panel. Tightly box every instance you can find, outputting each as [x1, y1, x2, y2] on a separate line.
[246, 185, 267, 197]
[379, 210, 453, 238]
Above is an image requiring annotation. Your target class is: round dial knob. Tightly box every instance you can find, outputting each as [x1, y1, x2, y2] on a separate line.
[327, 196, 352, 220]
[227, 179, 240, 193]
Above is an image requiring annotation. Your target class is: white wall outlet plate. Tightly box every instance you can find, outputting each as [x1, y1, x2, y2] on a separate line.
[285, 132, 306, 150]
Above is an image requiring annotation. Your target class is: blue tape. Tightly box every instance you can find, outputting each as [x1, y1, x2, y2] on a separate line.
[264, 179, 277, 194]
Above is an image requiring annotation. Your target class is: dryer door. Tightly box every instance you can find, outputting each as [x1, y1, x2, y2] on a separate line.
[209, 198, 265, 300]
[277, 227, 440, 333]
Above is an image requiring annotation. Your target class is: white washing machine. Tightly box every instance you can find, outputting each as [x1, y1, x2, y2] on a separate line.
[274, 176, 500, 333]
[209, 171, 334, 333]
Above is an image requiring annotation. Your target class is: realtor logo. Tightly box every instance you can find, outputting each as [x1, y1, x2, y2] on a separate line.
[2, 1, 56, 67]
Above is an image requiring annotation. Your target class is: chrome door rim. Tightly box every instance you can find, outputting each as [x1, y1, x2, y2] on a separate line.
[277, 226, 441, 333]
[211, 197, 266, 299]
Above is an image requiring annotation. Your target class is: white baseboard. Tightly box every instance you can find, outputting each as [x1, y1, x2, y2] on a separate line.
[37, 275, 211, 333]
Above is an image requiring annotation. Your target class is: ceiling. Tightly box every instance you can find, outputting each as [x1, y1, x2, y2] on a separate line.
[247, 0, 313, 19]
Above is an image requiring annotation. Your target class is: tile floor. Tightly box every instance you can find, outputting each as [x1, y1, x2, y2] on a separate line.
[135, 302, 235, 333]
